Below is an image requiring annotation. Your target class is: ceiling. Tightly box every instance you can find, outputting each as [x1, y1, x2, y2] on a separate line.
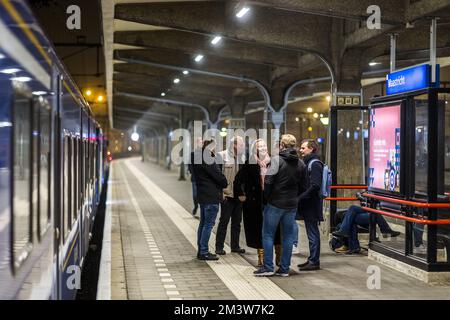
[101, 0, 450, 134]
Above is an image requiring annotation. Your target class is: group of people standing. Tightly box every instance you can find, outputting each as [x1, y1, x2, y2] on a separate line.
[188, 133, 324, 277]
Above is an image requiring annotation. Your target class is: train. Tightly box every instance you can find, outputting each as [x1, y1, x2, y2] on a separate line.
[0, 0, 108, 299]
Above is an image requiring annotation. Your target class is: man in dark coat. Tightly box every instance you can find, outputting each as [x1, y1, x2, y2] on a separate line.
[298, 139, 324, 271]
[192, 140, 228, 261]
[254, 134, 306, 277]
[188, 137, 203, 216]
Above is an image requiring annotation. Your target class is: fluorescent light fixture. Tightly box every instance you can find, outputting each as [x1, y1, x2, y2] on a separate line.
[182, 70, 189, 75]
[194, 54, 204, 62]
[0, 121, 12, 128]
[32, 91, 47, 96]
[173, 78, 180, 84]
[11, 76, 31, 82]
[369, 62, 380, 66]
[320, 117, 329, 125]
[236, 7, 250, 18]
[161, 92, 166, 97]
[1, 68, 21, 74]
[211, 36, 222, 45]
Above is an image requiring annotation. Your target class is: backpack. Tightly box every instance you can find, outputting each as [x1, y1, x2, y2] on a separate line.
[307, 159, 332, 199]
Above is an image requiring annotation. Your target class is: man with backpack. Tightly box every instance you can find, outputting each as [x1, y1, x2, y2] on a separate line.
[297, 139, 326, 271]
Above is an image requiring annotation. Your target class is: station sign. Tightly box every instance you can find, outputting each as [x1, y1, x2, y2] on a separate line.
[386, 64, 440, 95]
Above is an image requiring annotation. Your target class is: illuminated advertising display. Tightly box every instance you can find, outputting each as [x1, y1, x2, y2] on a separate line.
[369, 104, 401, 192]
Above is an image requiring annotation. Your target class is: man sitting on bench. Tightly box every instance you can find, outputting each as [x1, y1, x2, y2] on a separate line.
[332, 204, 401, 254]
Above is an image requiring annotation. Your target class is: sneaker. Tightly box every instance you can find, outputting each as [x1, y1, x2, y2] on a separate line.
[215, 249, 226, 255]
[253, 267, 274, 277]
[298, 263, 320, 271]
[415, 244, 427, 254]
[382, 230, 401, 238]
[231, 248, 246, 254]
[297, 261, 310, 268]
[345, 248, 361, 255]
[332, 230, 349, 238]
[334, 245, 348, 254]
[275, 269, 289, 277]
[198, 253, 219, 261]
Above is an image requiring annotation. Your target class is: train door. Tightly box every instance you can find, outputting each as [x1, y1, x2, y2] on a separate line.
[329, 105, 369, 231]
[51, 72, 62, 300]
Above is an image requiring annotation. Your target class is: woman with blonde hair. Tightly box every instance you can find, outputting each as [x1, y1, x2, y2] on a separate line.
[234, 139, 281, 266]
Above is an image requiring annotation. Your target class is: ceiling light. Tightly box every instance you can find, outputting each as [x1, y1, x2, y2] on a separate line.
[369, 62, 380, 66]
[11, 76, 31, 82]
[236, 7, 250, 18]
[211, 36, 222, 45]
[131, 132, 140, 142]
[295, 117, 299, 122]
[97, 95, 104, 102]
[320, 114, 324, 118]
[194, 54, 204, 62]
[313, 113, 319, 119]
[182, 70, 189, 75]
[320, 117, 329, 126]
[1, 68, 21, 74]
[306, 107, 313, 113]
[326, 96, 331, 102]
[128, 146, 132, 151]
[161, 92, 166, 97]
[32, 91, 47, 96]
[173, 78, 180, 84]
[85, 89, 92, 96]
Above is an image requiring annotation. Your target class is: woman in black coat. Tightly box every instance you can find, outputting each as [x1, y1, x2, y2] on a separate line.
[235, 139, 281, 266]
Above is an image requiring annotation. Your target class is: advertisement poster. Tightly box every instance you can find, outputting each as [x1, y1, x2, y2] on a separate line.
[369, 105, 401, 192]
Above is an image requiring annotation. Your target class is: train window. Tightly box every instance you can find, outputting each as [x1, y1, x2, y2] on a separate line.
[39, 100, 51, 236]
[32, 99, 39, 242]
[63, 136, 72, 239]
[12, 87, 32, 265]
[72, 137, 78, 220]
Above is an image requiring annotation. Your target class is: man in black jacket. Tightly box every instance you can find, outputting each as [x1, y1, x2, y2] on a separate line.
[192, 140, 228, 261]
[188, 137, 203, 216]
[254, 134, 306, 277]
[298, 139, 323, 271]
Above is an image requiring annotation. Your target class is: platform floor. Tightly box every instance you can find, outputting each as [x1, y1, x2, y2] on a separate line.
[98, 158, 450, 300]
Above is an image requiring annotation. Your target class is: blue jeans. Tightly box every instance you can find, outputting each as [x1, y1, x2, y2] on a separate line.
[197, 204, 219, 255]
[262, 204, 296, 273]
[413, 223, 424, 247]
[341, 205, 393, 251]
[293, 221, 299, 246]
[304, 220, 321, 266]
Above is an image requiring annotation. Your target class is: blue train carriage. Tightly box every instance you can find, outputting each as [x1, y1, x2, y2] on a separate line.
[0, 0, 106, 300]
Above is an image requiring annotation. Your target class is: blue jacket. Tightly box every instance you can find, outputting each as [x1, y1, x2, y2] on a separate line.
[297, 154, 324, 222]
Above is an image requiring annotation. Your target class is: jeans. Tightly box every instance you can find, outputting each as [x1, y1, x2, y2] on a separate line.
[413, 223, 425, 247]
[216, 197, 243, 251]
[340, 205, 392, 235]
[293, 221, 299, 246]
[304, 220, 321, 266]
[197, 204, 219, 255]
[262, 204, 296, 273]
[192, 182, 198, 213]
[340, 205, 393, 251]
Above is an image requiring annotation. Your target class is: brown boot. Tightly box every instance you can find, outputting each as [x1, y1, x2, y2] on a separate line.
[257, 249, 264, 267]
[274, 245, 282, 266]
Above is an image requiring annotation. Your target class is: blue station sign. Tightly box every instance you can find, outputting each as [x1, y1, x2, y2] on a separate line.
[386, 64, 440, 95]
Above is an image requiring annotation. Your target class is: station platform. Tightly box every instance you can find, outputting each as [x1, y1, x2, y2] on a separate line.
[97, 158, 450, 300]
